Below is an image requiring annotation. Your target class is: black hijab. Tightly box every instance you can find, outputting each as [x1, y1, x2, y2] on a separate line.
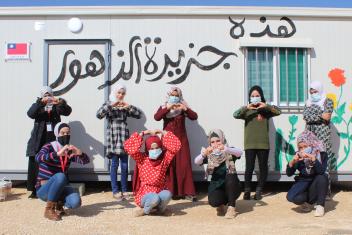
[248, 85, 266, 103]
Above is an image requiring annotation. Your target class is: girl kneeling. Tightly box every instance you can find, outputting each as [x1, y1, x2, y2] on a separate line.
[35, 122, 90, 221]
[124, 129, 181, 217]
[286, 130, 328, 217]
[194, 129, 243, 219]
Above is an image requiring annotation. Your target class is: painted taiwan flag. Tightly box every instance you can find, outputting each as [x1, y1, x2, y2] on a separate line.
[7, 43, 28, 55]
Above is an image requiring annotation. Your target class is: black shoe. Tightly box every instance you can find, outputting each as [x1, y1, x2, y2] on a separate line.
[243, 192, 251, 200]
[253, 191, 262, 200]
[28, 192, 37, 199]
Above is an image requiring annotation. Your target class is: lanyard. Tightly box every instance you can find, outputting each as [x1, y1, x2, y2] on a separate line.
[57, 144, 68, 173]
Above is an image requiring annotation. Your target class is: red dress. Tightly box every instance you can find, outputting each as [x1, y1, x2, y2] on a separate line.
[124, 132, 181, 207]
[154, 107, 198, 197]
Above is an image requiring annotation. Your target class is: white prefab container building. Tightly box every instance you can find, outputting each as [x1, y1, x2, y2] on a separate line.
[0, 5, 351, 181]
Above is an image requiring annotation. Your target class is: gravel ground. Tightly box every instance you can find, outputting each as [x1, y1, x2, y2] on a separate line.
[1, 187, 352, 235]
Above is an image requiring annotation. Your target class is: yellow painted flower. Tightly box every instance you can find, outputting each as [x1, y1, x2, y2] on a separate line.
[326, 93, 337, 109]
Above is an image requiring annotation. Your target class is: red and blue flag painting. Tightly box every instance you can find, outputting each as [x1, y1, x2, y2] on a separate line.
[5, 42, 30, 60]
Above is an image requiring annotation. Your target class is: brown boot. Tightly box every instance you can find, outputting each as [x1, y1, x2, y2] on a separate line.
[56, 201, 66, 216]
[44, 201, 61, 221]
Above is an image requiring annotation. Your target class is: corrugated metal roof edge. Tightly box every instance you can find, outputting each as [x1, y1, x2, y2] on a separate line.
[0, 6, 352, 18]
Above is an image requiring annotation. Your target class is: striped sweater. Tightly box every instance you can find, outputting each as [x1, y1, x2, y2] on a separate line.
[35, 143, 90, 189]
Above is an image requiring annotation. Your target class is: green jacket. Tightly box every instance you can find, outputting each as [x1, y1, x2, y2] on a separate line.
[233, 104, 281, 150]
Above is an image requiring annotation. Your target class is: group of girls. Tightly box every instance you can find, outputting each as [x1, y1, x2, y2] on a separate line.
[26, 80, 333, 220]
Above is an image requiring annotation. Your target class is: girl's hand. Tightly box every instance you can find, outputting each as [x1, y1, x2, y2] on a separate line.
[166, 104, 176, 110]
[203, 146, 213, 156]
[68, 145, 82, 156]
[57, 145, 70, 157]
[178, 103, 187, 111]
[247, 103, 257, 110]
[217, 144, 225, 150]
[257, 102, 266, 109]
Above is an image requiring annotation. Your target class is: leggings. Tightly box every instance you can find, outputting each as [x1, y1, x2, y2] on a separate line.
[208, 174, 241, 207]
[244, 149, 269, 191]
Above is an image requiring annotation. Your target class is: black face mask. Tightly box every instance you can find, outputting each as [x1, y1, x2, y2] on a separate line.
[58, 135, 70, 146]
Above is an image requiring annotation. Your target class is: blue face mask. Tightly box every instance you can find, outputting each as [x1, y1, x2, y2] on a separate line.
[250, 96, 261, 105]
[304, 147, 312, 154]
[168, 96, 180, 104]
[148, 148, 162, 160]
[311, 93, 321, 102]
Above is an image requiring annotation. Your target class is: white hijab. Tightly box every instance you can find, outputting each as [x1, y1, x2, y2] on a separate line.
[50, 122, 69, 152]
[306, 81, 326, 109]
[40, 86, 53, 98]
[109, 84, 126, 103]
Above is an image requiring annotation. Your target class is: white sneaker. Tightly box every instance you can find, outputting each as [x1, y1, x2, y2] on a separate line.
[224, 206, 237, 219]
[300, 202, 313, 213]
[314, 205, 325, 217]
[113, 193, 124, 201]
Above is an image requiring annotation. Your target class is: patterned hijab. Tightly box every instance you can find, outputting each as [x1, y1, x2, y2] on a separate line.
[162, 87, 189, 118]
[306, 81, 327, 109]
[204, 129, 236, 175]
[297, 130, 324, 171]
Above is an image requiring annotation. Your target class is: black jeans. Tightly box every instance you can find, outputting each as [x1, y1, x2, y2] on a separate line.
[287, 175, 328, 206]
[208, 174, 242, 207]
[27, 156, 38, 192]
[244, 149, 269, 192]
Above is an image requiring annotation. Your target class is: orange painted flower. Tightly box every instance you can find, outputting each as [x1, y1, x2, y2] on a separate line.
[326, 93, 337, 109]
[328, 68, 346, 87]
[349, 103, 352, 111]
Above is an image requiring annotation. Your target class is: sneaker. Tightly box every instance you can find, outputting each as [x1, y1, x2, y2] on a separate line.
[28, 192, 37, 199]
[133, 208, 145, 217]
[300, 202, 313, 213]
[243, 192, 251, 200]
[185, 195, 198, 202]
[124, 192, 134, 200]
[224, 206, 237, 219]
[113, 193, 124, 201]
[216, 205, 227, 216]
[314, 205, 325, 217]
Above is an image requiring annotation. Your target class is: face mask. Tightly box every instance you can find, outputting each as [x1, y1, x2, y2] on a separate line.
[304, 147, 312, 154]
[311, 93, 321, 102]
[250, 96, 261, 105]
[58, 135, 70, 146]
[213, 149, 223, 156]
[168, 96, 180, 104]
[148, 148, 162, 160]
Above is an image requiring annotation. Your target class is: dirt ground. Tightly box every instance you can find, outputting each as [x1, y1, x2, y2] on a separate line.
[1, 185, 352, 235]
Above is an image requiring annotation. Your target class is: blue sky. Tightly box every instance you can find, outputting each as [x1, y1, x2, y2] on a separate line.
[0, 0, 352, 8]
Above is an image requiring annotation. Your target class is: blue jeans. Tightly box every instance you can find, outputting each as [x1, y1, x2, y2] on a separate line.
[37, 173, 81, 209]
[141, 190, 172, 214]
[110, 154, 128, 194]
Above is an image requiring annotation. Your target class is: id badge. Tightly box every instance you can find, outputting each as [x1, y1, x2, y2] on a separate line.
[46, 122, 53, 132]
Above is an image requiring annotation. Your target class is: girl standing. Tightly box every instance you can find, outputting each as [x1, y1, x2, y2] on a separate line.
[303, 81, 333, 198]
[26, 86, 72, 198]
[154, 87, 197, 201]
[233, 85, 281, 200]
[97, 84, 142, 201]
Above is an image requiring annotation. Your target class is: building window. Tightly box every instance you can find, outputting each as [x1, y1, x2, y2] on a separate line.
[245, 47, 309, 110]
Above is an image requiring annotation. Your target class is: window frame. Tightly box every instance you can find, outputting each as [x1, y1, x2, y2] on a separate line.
[243, 46, 311, 112]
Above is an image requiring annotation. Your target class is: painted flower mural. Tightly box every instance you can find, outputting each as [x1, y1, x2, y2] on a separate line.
[328, 68, 351, 169]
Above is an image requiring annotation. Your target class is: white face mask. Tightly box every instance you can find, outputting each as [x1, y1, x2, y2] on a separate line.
[250, 96, 261, 105]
